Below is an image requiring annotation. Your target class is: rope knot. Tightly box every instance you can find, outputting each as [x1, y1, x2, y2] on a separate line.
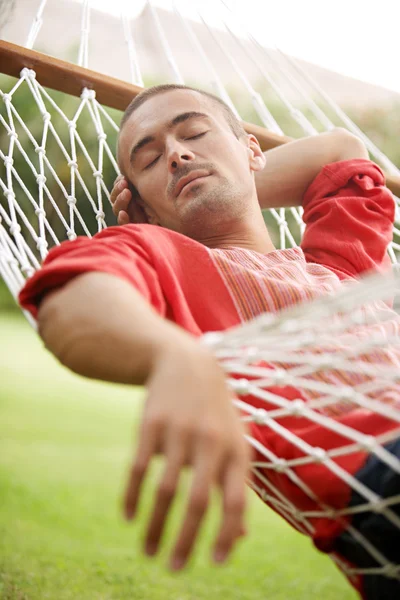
[289, 399, 305, 416]
[36, 174, 47, 186]
[270, 369, 286, 385]
[253, 408, 268, 425]
[3, 157, 14, 168]
[36, 239, 49, 252]
[382, 564, 399, 579]
[4, 190, 16, 201]
[67, 196, 77, 206]
[360, 435, 376, 452]
[21, 68, 36, 80]
[274, 458, 287, 473]
[81, 88, 96, 101]
[9, 223, 21, 235]
[312, 448, 327, 463]
[233, 378, 250, 395]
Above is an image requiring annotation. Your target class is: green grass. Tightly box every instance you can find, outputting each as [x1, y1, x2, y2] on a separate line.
[0, 315, 357, 600]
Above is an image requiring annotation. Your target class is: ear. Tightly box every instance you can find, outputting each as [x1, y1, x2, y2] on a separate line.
[125, 181, 148, 224]
[135, 194, 161, 226]
[246, 134, 266, 172]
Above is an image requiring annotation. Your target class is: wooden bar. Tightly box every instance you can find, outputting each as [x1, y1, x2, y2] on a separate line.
[0, 40, 142, 110]
[1, 40, 400, 197]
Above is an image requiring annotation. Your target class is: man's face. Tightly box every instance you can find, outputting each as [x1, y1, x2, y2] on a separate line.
[118, 90, 264, 240]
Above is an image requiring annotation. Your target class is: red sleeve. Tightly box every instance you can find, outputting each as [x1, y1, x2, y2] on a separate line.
[301, 159, 395, 278]
[18, 226, 167, 319]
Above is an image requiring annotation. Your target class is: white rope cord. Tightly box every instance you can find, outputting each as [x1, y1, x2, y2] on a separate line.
[121, 13, 144, 88]
[0, 226, 28, 291]
[201, 268, 400, 579]
[0, 69, 120, 277]
[228, 27, 318, 137]
[147, 0, 185, 84]
[77, 0, 91, 69]
[25, 0, 48, 50]
[196, 9, 282, 134]
[217, 4, 319, 137]
[0, 240, 37, 329]
[250, 35, 335, 132]
[220, 0, 399, 178]
[172, 1, 240, 119]
[276, 48, 400, 177]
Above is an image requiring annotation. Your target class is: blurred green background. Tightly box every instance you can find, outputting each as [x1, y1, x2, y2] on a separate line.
[0, 313, 357, 599]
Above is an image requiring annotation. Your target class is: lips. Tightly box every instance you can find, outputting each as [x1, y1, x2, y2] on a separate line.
[175, 171, 210, 197]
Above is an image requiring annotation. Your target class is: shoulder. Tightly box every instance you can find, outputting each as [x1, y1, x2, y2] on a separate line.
[93, 224, 209, 264]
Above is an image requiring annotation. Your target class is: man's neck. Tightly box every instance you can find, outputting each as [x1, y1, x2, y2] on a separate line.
[198, 214, 276, 254]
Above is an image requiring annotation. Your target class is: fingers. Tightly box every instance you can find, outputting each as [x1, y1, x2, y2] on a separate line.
[110, 175, 127, 206]
[124, 418, 161, 520]
[144, 431, 188, 556]
[112, 187, 131, 218]
[212, 458, 248, 564]
[111, 176, 133, 223]
[117, 210, 130, 226]
[111, 174, 149, 225]
[169, 436, 221, 570]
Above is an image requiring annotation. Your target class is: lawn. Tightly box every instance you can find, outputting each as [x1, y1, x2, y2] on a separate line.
[0, 314, 357, 600]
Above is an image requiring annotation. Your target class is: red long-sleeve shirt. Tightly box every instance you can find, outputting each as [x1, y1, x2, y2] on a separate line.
[19, 159, 397, 594]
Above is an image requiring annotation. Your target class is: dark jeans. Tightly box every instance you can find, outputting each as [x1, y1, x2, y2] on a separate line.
[334, 439, 400, 599]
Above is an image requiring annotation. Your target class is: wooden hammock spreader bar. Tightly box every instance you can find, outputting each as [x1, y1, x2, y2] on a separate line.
[1, 40, 399, 197]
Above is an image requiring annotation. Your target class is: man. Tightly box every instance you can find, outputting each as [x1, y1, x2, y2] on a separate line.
[19, 84, 397, 598]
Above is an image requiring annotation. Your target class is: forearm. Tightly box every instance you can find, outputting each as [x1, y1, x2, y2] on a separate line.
[37, 272, 197, 385]
[255, 128, 368, 209]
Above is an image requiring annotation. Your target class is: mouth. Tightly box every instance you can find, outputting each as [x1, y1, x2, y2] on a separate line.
[175, 171, 210, 197]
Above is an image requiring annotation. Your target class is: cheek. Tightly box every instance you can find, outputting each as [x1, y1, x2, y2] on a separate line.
[137, 172, 175, 221]
[137, 171, 165, 203]
[212, 140, 246, 171]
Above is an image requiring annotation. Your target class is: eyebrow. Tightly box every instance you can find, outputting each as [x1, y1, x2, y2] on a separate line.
[129, 111, 209, 165]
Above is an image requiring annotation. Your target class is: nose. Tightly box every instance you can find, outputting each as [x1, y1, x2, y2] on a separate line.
[167, 140, 195, 172]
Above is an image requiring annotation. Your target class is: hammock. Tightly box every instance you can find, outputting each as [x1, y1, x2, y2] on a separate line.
[1, 0, 400, 595]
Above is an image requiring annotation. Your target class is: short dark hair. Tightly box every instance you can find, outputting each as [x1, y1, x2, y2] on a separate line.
[119, 83, 246, 140]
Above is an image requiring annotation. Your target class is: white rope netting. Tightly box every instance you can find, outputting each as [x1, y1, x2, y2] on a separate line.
[204, 267, 400, 583]
[1, 0, 400, 594]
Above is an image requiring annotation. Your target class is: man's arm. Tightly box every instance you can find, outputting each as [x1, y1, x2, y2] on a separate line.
[255, 128, 369, 209]
[38, 272, 249, 569]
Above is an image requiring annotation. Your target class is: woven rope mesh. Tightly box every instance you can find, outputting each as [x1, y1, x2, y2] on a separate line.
[1, 0, 400, 593]
[202, 270, 400, 583]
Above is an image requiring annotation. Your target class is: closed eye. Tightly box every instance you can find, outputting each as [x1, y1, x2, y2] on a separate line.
[144, 156, 160, 170]
[186, 132, 208, 140]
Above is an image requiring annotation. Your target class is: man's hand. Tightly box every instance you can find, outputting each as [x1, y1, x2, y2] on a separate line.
[36, 270, 249, 572]
[124, 341, 250, 571]
[110, 175, 147, 225]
